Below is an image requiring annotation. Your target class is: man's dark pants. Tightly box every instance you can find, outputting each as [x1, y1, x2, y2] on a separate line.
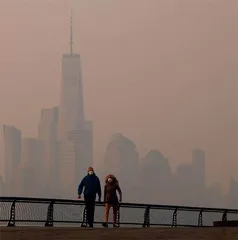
[84, 196, 96, 227]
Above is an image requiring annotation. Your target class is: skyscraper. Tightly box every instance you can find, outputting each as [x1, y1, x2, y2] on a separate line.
[58, 15, 93, 195]
[58, 15, 85, 140]
[37, 106, 59, 191]
[38, 107, 58, 140]
[21, 138, 43, 197]
[0, 124, 21, 196]
[141, 150, 172, 204]
[192, 149, 206, 190]
[104, 134, 139, 202]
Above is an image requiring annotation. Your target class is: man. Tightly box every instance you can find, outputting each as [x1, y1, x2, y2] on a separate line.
[78, 167, 101, 227]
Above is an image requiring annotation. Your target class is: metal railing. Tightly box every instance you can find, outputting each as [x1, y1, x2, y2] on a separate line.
[0, 197, 237, 227]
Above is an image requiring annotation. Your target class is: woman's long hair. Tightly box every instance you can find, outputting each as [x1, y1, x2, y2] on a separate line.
[105, 174, 118, 185]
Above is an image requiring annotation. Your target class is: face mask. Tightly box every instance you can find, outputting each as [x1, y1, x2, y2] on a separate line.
[108, 178, 113, 183]
[88, 171, 94, 175]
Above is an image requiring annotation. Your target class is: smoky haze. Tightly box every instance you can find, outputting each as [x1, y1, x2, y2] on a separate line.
[0, 0, 237, 208]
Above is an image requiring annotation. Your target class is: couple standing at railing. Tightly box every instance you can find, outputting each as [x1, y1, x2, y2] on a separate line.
[77, 167, 122, 228]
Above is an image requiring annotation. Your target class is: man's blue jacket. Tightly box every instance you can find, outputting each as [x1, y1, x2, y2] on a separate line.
[78, 173, 101, 199]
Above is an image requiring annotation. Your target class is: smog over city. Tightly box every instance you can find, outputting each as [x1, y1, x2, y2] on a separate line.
[0, 0, 237, 211]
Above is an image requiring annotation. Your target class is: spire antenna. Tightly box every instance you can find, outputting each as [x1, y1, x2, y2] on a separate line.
[70, 10, 73, 55]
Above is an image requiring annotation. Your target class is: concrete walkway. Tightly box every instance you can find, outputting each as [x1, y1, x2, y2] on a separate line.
[0, 227, 238, 240]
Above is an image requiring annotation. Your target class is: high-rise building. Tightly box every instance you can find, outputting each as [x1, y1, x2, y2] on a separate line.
[21, 138, 43, 197]
[141, 150, 172, 204]
[192, 149, 206, 190]
[0, 125, 6, 182]
[0, 124, 21, 196]
[66, 121, 93, 179]
[57, 15, 84, 140]
[58, 15, 93, 195]
[59, 121, 93, 195]
[227, 178, 238, 208]
[38, 107, 58, 140]
[174, 162, 196, 205]
[172, 149, 206, 206]
[104, 134, 139, 202]
[0, 175, 5, 195]
[38, 106, 59, 190]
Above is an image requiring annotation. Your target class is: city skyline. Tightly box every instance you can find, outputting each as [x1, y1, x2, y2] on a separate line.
[0, 0, 237, 191]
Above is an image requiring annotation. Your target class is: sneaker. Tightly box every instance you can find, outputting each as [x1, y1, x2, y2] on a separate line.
[102, 222, 108, 228]
[88, 224, 94, 228]
[113, 224, 119, 228]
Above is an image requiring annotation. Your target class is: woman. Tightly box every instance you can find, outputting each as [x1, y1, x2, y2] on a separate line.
[102, 174, 122, 228]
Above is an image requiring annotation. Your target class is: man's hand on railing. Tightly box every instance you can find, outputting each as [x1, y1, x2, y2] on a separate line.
[78, 195, 81, 199]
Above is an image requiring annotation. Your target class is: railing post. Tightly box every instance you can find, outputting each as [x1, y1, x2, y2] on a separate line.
[198, 209, 203, 227]
[81, 205, 88, 227]
[142, 205, 150, 227]
[222, 210, 227, 223]
[172, 208, 178, 227]
[7, 200, 16, 227]
[114, 203, 120, 227]
[45, 200, 55, 227]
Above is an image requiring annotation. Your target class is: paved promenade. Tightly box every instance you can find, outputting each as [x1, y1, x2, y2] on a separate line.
[0, 227, 238, 240]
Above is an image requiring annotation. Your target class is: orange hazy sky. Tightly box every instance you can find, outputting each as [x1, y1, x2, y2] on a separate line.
[0, 0, 237, 188]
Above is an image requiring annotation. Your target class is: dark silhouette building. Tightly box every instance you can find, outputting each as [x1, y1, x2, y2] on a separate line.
[192, 149, 206, 191]
[140, 150, 172, 204]
[173, 149, 206, 206]
[226, 177, 238, 208]
[104, 134, 140, 202]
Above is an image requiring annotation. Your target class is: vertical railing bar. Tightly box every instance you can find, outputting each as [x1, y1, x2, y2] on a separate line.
[45, 200, 55, 227]
[222, 210, 227, 224]
[115, 203, 120, 227]
[198, 209, 203, 227]
[81, 205, 87, 227]
[7, 200, 16, 227]
[142, 205, 151, 227]
[172, 208, 178, 227]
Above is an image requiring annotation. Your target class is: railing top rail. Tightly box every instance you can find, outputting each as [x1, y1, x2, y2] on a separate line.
[0, 196, 237, 213]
